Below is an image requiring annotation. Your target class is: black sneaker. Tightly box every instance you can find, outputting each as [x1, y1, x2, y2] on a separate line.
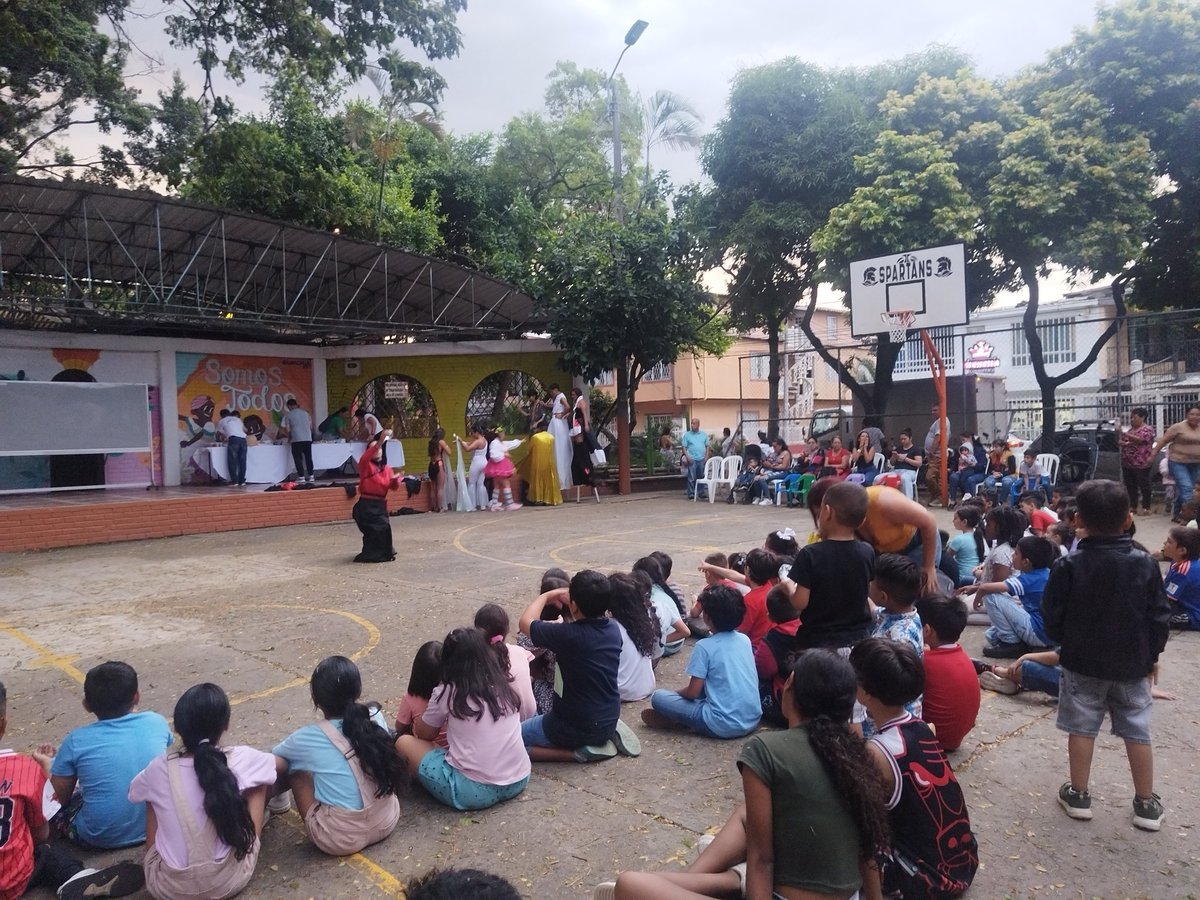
[1169, 612, 1192, 629]
[58, 861, 144, 899]
[969, 657, 991, 676]
[983, 641, 1029, 659]
[1057, 782, 1093, 821]
[1133, 793, 1165, 831]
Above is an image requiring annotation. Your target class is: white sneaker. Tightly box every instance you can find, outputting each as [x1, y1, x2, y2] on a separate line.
[979, 671, 1019, 695]
[267, 790, 293, 814]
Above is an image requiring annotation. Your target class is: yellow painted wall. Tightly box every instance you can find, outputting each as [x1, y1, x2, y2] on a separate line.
[325, 350, 564, 470]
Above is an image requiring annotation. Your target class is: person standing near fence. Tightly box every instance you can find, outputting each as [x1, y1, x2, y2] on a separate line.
[1120, 407, 1156, 516]
[681, 418, 710, 500]
[1151, 405, 1200, 522]
[924, 404, 951, 506]
[280, 398, 315, 484]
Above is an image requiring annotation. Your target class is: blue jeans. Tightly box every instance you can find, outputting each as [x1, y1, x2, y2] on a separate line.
[226, 436, 247, 484]
[1168, 460, 1200, 517]
[1020, 660, 1060, 697]
[650, 690, 722, 737]
[982, 474, 1013, 500]
[686, 458, 706, 499]
[984, 593, 1051, 647]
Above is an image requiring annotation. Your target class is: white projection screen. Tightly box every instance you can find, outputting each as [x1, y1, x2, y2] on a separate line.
[0, 381, 152, 455]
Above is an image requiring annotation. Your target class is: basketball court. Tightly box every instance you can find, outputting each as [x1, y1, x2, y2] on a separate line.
[2, 495, 1197, 898]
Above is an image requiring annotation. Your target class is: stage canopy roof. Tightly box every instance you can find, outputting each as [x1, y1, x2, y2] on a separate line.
[0, 176, 544, 345]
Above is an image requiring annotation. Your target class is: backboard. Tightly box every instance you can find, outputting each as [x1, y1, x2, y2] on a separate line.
[848, 242, 967, 338]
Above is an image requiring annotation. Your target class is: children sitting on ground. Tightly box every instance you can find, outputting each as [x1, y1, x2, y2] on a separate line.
[606, 573, 658, 702]
[46, 660, 173, 849]
[394, 641, 449, 747]
[0, 681, 145, 900]
[1160, 526, 1200, 629]
[596, 650, 888, 900]
[516, 569, 569, 715]
[866, 553, 925, 733]
[851, 638, 979, 898]
[129, 683, 275, 898]
[947, 505, 985, 587]
[978, 647, 1179, 702]
[641, 585, 762, 739]
[915, 595, 981, 753]
[395, 628, 531, 812]
[1042, 478, 1173, 831]
[649, 551, 689, 616]
[518, 571, 639, 763]
[754, 584, 802, 727]
[700, 549, 779, 650]
[272, 656, 404, 855]
[475, 603, 537, 720]
[632, 556, 689, 658]
[961, 535, 1057, 659]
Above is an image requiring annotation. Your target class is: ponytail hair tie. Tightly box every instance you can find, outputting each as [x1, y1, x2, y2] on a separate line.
[198, 738, 211, 745]
[777, 527, 796, 540]
[490, 634, 504, 644]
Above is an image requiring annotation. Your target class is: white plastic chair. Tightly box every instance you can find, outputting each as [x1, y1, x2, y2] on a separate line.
[1036, 453, 1060, 487]
[716, 455, 743, 501]
[694, 456, 723, 503]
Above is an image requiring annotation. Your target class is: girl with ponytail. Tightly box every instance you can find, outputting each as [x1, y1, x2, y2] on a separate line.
[599, 649, 889, 898]
[128, 683, 275, 899]
[474, 603, 537, 720]
[273, 656, 404, 856]
[395, 628, 531, 811]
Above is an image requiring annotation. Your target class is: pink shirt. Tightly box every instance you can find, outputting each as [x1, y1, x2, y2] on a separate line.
[422, 684, 531, 787]
[128, 746, 275, 868]
[504, 643, 537, 721]
[395, 694, 448, 748]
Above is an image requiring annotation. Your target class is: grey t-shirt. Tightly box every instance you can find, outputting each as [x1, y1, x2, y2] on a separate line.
[282, 408, 313, 442]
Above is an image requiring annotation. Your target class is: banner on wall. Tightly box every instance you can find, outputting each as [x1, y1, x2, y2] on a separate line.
[176, 353, 313, 483]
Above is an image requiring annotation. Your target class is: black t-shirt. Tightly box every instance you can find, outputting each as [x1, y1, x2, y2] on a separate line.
[789, 539, 875, 649]
[893, 445, 923, 471]
[530, 617, 621, 748]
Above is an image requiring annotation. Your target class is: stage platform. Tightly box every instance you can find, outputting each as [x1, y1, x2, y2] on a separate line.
[0, 481, 434, 553]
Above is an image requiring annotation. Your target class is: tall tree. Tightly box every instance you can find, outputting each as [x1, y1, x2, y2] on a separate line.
[639, 90, 702, 183]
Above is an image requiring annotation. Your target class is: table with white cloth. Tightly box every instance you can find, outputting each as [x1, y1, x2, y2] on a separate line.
[198, 440, 406, 484]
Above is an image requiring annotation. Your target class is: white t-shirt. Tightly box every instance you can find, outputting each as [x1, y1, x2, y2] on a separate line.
[360, 413, 382, 436]
[503, 643, 537, 721]
[216, 415, 247, 440]
[614, 620, 655, 702]
[649, 586, 684, 660]
[982, 542, 1015, 583]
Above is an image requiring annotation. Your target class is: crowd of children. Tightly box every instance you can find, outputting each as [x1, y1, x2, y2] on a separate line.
[2, 475, 1190, 899]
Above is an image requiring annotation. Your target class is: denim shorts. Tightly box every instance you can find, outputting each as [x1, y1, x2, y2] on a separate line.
[1056, 668, 1153, 744]
[520, 713, 554, 748]
[417, 748, 528, 811]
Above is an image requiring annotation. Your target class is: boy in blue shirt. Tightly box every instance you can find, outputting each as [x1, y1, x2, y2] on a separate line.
[1161, 526, 1200, 629]
[958, 535, 1056, 658]
[642, 585, 761, 739]
[45, 661, 172, 848]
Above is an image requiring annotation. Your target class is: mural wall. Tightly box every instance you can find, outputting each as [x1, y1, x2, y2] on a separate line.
[175, 353, 314, 484]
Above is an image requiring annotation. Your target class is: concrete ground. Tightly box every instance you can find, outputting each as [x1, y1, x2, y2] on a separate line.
[1, 491, 1197, 899]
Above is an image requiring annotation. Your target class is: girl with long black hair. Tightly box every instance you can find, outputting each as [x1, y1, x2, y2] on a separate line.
[395, 628, 531, 811]
[607, 572, 659, 702]
[273, 656, 404, 856]
[632, 557, 689, 659]
[129, 683, 275, 899]
[599, 649, 889, 899]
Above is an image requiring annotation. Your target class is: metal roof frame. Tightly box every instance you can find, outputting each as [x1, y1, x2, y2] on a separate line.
[0, 176, 543, 345]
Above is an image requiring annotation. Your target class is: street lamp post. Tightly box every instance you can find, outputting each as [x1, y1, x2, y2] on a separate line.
[607, 19, 647, 496]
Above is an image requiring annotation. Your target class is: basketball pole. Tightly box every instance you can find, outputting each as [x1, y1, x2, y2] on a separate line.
[920, 328, 949, 508]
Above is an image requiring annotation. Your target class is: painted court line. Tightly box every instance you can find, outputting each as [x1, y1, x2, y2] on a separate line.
[0, 622, 86, 683]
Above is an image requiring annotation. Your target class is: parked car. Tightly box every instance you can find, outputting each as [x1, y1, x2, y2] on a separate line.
[1027, 421, 1121, 486]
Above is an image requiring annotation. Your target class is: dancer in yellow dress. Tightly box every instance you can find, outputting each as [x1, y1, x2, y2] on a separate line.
[521, 421, 563, 506]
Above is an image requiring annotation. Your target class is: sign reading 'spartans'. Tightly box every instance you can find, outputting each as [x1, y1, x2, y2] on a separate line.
[848, 242, 967, 338]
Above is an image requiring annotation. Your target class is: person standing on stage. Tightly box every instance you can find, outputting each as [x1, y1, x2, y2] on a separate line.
[216, 408, 249, 486]
[547, 384, 572, 491]
[353, 430, 400, 562]
[280, 398, 315, 484]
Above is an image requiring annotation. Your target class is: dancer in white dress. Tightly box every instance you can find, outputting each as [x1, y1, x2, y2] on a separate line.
[547, 384, 573, 491]
[458, 422, 489, 510]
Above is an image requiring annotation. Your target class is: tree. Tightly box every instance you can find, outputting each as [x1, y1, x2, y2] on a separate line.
[697, 48, 973, 438]
[1030, 0, 1200, 310]
[639, 90, 702, 184]
[0, 0, 147, 175]
[531, 193, 729, 491]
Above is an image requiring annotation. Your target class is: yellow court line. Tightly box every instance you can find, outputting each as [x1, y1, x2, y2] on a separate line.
[451, 522, 545, 571]
[275, 810, 404, 895]
[0, 622, 86, 683]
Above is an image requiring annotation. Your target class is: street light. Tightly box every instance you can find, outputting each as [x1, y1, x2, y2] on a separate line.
[607, 19, 647, 224]
[605, 19, 647, 496]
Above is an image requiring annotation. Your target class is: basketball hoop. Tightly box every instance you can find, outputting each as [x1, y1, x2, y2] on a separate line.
[880, 310, 916, 344]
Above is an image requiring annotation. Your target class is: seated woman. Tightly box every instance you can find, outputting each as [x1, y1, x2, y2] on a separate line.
[849, 430, 880, 483]
[594, 650, 888, 899]
[824, 436, 850, 479]
[750, 438, 792, 506]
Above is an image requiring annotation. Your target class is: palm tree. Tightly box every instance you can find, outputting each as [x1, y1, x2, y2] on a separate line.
[639, 90, 702, 183]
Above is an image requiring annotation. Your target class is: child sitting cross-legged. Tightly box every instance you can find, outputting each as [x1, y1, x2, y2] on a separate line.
[915, 594, 981, 753]
[272, 656, 404, 856]
[633, 556, 690, 659]
[46, 660, 174, 849]
[594, 650, 889, 900]
[865, 553, 925, 735]
[394, 641, 449, 748]
[641, 584, 762, 739]
[0, 680, 145, 900]
[516, 569, 570, 715]
[754, 584, 802, 728]
[474, 603, 538, 720]
[607, 573, 658, 702]
[128, 683, 276, 899]
[851, 638, 979, 898]
[396, 628, 531, 811]
[959, 534, 1057, 659]
[518, 570, 640, 763]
